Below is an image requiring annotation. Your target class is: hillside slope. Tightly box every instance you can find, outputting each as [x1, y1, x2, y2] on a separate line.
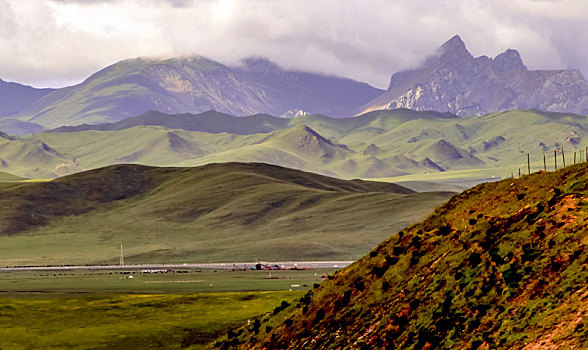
[214, 163, 588, 349]
[0, 170, 23, 182]
[0, 163, 453, 266]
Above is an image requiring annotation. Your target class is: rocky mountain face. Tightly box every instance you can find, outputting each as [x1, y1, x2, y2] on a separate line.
[15, 57, 382, 129]
[364, 35, 588, 116]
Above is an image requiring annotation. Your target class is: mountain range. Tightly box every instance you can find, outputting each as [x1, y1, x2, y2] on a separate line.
[1, 36, 587, 136]
[8, 56, 382, 129]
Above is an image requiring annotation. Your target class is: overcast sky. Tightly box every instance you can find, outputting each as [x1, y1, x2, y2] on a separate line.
[1, 0, 587, 89]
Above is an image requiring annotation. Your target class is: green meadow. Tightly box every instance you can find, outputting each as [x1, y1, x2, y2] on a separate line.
[0, 291, 304, 349]
[0, 268, 331, 349]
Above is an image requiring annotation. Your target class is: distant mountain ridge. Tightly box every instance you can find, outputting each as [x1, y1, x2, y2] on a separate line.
[364, 35, 588, 116]
[47, 110, 290, 135]
[0, 79, 54, 117]
[13, 56, 383, 129]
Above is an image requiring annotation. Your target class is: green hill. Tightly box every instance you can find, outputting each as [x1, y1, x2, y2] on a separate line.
[214, 163, 588, 349]
[0, 132, 78, 178]
[0, 162, 453, 266]
[4, 108, 587, 180]
[0, 169, 23, 182]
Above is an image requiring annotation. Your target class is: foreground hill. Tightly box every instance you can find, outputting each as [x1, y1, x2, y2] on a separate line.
[364, 35, 588, 116]
[0, 163, 452, 266]
[8, 108, 585, 179]
[14, 56, 382, 129]
[214, 163, 588, 349]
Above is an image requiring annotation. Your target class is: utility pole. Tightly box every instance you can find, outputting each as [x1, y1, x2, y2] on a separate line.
[120, 244, 124, 266]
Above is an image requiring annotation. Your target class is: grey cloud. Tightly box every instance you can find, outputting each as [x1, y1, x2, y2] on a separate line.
[50, 0, 194, 6]
[0, 0, 586, 89]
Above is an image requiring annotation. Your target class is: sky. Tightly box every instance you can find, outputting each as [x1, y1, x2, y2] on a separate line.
[1, 0, 587, 89]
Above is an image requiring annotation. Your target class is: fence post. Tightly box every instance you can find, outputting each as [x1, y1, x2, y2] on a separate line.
[543, 152, 546, 171]
[574, 152, 576, 165]
[562, 147, 566, 167]
[527, 153, 530, 174]
[554, 150, 557, 170]
[519, 168, 521, 178]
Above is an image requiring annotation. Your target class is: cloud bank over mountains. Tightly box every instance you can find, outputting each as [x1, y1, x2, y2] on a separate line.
[1, 0, 587, 88]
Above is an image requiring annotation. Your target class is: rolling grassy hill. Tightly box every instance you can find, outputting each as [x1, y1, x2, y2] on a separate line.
[0, 162, 453, 266]
[2, 109, 586, 180]
[0, 169, 23, 182]
[0, 131, 78, 178]
[213, 163, 588, 349]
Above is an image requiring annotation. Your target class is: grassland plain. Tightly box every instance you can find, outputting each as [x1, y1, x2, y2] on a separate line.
[0, 290, 304, 349]
[0, 269, 332, 293]
[0, 268, 334, 349]
[2, 108, 587, 179]
[213, 162, 588, 349]
[0, 162, 453, 266]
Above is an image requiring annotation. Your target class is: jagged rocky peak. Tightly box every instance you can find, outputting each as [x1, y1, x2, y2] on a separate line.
[238, 56, 283, 74]
[438, 34, 473, 61]
[493, 49, 527, 71]
[368, 34, 588, 116]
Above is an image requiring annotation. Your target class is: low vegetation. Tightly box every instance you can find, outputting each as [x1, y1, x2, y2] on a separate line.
[213, 163, 588, 349]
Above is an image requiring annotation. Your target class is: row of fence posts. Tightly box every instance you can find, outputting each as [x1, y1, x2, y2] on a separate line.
[513, 146, 588, 178]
